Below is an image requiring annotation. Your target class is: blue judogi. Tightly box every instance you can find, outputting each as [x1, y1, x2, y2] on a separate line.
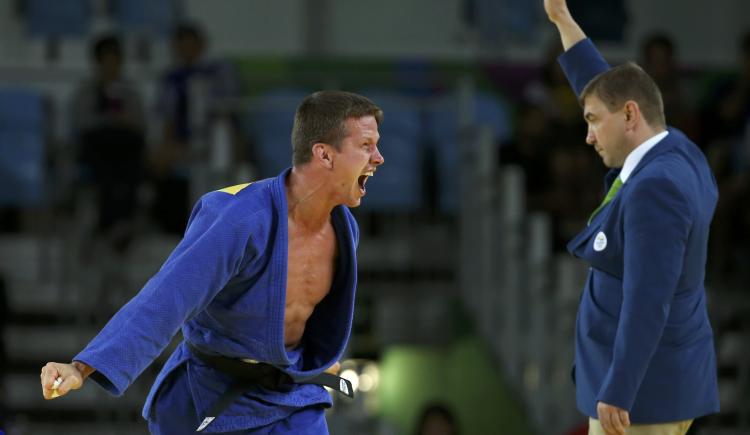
[74, 168, 359, 433]
[561, 39, 720, 422]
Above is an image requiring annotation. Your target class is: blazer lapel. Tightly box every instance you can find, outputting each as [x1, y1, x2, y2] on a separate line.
[566, 130, 677, 258]
[567, 168, 621, 256]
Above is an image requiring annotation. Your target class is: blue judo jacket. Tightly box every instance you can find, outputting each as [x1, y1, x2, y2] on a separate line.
[74, 168, 359, 432]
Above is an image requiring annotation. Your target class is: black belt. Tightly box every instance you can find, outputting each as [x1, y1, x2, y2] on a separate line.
[186, 342, 354, 432]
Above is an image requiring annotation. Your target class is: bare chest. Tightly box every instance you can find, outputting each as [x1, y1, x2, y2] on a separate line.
[285, 223, 338, 314]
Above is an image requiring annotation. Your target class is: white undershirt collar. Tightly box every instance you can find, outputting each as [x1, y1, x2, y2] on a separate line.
[619, 130, 669, 183]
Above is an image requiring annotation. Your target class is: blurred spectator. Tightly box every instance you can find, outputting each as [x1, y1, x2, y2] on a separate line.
[151, 22, 242, 234]
[414, 403, 460, 435]
[640, 32, 698, 140]
[524, 43, 582, 129]
[71, 34, 146, 251]
[701, 31, 750, 152]
[501, 98, 603, 251]
[0, 209, 20, 233]
[564, 421, 588, 435]
[0, 274, 7, 427]
[700, 31, 750, 282]
[567, 0, 627, 42]
[542, 126, 605, 252]
[499, 102, 555, 212]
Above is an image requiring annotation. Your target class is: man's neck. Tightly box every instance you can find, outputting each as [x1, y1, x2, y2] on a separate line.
[628, 125, 666, 154]
[285, 166, 334, 232]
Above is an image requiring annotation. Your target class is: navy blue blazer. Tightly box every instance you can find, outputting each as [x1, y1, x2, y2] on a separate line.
[560, 39, 720, 423]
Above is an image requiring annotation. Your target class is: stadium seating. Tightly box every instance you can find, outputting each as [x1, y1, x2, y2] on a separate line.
[425, 91, 512, 214]
[355, 90, 425, 213]
[24, 0, 90, 37]
[0, 88, 46, 207]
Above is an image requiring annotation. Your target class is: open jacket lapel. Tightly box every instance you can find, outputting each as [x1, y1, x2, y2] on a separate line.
[566, 130, 677, 257]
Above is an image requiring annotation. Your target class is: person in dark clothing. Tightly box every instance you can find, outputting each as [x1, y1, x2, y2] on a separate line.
[151, 23, 242, 234]
[71, 34, 146, 250]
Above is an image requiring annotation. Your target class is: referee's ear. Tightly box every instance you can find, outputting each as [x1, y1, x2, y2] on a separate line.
[623, 100, 641, 131]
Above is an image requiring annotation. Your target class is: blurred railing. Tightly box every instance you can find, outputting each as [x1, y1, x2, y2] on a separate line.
[455, 76, 584, 434]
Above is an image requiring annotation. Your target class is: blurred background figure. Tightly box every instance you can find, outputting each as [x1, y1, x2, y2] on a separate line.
[567, 0, 627, 42]
[70, 33, 145, 252]
[700, 31, 750, 151]
[0, 274, 7, 429]
[523, 43, 583, 129]
[640, 32, 698, 139]
[414, 403, 460, 435]
[499, 102, 555, 211]
[151, 22, 242, 235]
[700, 30, 750, 284]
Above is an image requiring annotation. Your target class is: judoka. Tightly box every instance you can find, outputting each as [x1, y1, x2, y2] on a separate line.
[40, 90, 385, 434]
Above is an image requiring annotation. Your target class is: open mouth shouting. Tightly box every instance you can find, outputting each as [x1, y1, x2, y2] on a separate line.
[357, 170, 375, 195]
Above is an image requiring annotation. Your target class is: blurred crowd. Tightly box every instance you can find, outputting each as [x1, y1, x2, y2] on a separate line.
[1, 22, 243, 245]
[1, 24, 748, 287]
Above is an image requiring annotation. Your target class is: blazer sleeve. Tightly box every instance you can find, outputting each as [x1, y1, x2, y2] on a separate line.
[596, 176, 692, 410]
[73, 197, 252, 396]
[557, 38, 612, 98]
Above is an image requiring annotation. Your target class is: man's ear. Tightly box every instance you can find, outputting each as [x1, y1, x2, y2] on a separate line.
[312, 142, 334, 169]
[623, 100, 640, 130]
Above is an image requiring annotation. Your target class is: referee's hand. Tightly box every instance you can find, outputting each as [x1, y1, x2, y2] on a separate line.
[597, 401, 630, 435]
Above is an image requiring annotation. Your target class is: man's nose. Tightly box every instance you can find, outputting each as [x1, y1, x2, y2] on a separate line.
[372, 146, 384, 165]
[586, 127, 596, 145]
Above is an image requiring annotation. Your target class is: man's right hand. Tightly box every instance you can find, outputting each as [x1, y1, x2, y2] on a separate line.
[40, 362, 87, 400]
[543, 0, 572, 24]
[543, 0, 586, 51]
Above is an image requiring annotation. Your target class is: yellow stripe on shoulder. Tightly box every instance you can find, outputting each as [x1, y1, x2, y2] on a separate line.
[217, 182, 253, 195]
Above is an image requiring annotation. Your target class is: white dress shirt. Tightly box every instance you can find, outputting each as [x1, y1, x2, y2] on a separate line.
[619, 130, 669, 183]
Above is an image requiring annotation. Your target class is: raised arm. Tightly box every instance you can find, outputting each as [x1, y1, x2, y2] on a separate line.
[544, 0, 586, 51]
[543, 0, 611, 98]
